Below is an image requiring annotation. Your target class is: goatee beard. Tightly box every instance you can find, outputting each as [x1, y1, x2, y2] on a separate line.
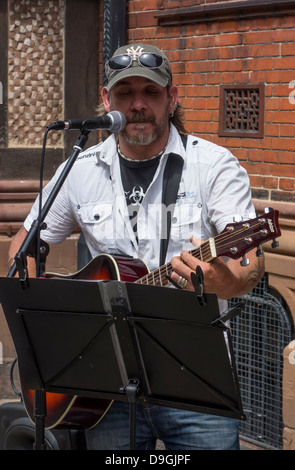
[121, 111, 169, 146]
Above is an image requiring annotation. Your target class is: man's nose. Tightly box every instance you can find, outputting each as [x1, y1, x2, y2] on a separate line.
[130, 94, 147, 111]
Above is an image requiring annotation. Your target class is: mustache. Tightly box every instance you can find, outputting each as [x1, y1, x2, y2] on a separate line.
[126, 113, 156, 124]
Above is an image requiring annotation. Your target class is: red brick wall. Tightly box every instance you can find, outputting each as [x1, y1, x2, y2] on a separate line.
[126, 0, 295, 204]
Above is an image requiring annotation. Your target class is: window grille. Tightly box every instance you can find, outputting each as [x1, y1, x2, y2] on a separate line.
[219, 84, 264, 138]
[229, 275, 293, 449]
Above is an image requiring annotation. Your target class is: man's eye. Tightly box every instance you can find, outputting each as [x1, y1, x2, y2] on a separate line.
[117, 89, 131, 96]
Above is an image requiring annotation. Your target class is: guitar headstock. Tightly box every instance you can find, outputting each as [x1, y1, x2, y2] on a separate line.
[216, 208, 281, 265]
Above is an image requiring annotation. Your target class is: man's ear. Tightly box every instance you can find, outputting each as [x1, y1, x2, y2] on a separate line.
[168, 85, 178, 115]
[101, 86, 111, 113]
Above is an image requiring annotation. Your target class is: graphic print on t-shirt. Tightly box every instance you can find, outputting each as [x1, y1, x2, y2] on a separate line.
[127, 185, 145, 205]
[119, 154, 161, 239]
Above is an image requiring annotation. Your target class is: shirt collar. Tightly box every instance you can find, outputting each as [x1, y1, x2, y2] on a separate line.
[96, 134, 118, 165]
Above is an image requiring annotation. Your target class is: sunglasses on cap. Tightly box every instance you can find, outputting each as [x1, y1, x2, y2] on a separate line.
[106, 52, 164, 71]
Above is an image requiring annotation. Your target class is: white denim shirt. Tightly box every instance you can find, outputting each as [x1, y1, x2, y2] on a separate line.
[24, 124, 254, 274]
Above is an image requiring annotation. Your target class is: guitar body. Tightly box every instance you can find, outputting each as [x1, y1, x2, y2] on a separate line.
[21, 384, 113, 430]
[49, 253, 149, 283]
[21, 254, 149, 430]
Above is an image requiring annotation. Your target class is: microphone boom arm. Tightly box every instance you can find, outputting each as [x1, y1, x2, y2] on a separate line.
[7, 130, 91, 281]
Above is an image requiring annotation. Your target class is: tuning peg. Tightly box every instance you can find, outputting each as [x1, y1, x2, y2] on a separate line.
[240, 255, 250, 266]
[264, 207, 274, 213]
[233, 215, 243, 222]
[271, 238, 279, 249]
[248, 212, 257, 219]
[256, 246, 263, 257]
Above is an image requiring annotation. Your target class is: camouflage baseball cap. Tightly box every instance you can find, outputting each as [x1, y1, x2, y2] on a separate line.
[105, 43, 172, 90]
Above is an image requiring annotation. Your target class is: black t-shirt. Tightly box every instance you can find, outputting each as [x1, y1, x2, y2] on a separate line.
[119, 154, 161, 239]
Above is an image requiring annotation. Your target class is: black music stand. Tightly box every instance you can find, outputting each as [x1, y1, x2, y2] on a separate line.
[0, 277, 245, 450]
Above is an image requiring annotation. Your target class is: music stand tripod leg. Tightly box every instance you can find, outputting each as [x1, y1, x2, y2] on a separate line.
[121, 379, 141, 450]
[33, 389, 47, 450]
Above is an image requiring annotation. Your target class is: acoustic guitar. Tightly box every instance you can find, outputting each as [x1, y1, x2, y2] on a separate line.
[21, 208, 281, 429]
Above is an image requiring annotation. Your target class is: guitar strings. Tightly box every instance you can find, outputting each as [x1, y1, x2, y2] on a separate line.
[138, 231, 258, 286]
[137, 223, 261, 286]
[136, 221, 265, 286]
[190, 222, 262, 261]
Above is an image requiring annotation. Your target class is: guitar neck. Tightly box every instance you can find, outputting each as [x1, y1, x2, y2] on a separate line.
[134, 209, 281, 288]
[135, 240, 213, 287]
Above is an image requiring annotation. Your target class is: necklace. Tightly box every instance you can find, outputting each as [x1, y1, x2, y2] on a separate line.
[117, 144, 165, 163]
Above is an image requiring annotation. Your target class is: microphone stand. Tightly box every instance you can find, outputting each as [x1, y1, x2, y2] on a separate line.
[7, 129, 91, 282]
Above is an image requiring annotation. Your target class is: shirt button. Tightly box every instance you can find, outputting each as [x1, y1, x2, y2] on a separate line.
[94, 214, 100, 220]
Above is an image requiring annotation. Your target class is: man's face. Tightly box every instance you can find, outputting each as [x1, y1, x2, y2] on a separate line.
[102, 77, 177, 147]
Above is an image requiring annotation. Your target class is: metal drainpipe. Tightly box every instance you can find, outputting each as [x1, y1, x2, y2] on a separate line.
[102, 0, 127, 86]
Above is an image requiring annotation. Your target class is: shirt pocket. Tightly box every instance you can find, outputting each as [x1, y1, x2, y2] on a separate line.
[170, 203, 202, 246]
[77, 202, 116, 253]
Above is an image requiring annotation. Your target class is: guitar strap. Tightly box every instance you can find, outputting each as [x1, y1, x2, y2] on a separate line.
[159, 134, 187, 266]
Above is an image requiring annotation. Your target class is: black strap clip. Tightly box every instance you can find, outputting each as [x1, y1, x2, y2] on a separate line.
[190, 265, 207, 306]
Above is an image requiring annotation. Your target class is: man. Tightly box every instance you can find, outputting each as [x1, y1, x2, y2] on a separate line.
[9, 43, 264, 449]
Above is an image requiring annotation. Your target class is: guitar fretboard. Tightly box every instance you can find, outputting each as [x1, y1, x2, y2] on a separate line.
[135, 240, 213, 287]
[134, 211, 279, 288]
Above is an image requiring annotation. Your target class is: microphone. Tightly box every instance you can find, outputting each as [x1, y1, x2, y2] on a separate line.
[47, 110, 126, 132]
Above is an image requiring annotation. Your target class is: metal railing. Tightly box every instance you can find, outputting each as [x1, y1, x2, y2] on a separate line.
[229, 275, 293, 449]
